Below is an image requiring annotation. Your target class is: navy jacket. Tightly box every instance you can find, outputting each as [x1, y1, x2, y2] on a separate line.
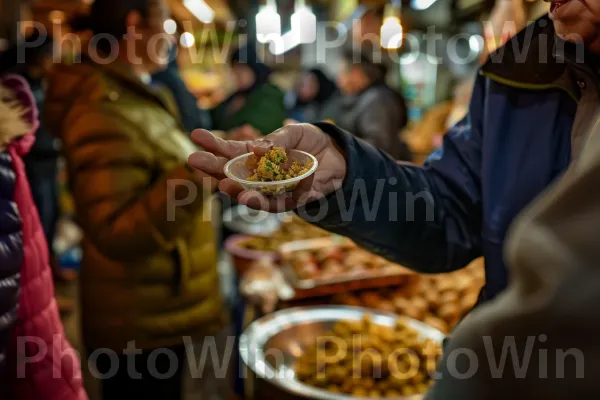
[305, 17, 580, 301]
[0, 151, 23, 376]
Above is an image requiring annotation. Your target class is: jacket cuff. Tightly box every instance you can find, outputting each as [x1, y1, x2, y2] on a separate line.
[297, 123, 367, 229]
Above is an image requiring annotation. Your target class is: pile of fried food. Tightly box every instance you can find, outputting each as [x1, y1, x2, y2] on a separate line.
[295, 315, 441, 398]
[284, 245, 406, 281]
[240, 216, 330, 252]
[332, 260, 485, 333]
[248, 147, 313, 182]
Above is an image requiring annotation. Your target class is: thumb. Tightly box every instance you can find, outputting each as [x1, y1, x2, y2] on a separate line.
[247, 125, 303, 157]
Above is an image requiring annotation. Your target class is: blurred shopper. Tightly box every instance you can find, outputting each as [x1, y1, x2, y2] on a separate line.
[0, 34, 78, 310]
[335, 47, 412, 161]
[45, 0, 226, 398]
[0, 74, 86, 399]
[286, 68, 338, 123]
[211, 45, 286, 138]
[152, 45, 212, 132]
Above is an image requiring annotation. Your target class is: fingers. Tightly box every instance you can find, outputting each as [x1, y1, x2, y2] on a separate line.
[248, 140, 273, 157]
[188, 151, 229, 178]
[191, 129, 250, 159]
[218, 179, 245, 199]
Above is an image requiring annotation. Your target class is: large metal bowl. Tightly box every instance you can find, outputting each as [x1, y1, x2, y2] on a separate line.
[240, 306, 445, 400]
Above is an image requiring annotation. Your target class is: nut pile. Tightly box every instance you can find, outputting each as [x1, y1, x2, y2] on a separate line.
[332, 260, 485, 333]
[295, 315, 441, 398]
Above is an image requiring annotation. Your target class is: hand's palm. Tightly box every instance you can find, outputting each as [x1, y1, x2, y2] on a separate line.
[289, 125, 345, 202]
[188, 125, 346, 212]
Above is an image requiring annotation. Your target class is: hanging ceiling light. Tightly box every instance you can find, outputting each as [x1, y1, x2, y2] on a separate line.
[291, 0, 317, 44]
[180, 32, 196, 48]
[411, 0, 438, 11]
[183, 0, 215, 24]
[163, 19, 177, 35]
[380, 0, 403, 49]
[256, 0, 281, 43]
[269, 30, 301, 55]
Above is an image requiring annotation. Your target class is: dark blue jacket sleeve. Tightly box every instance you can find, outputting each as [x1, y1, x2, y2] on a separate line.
[300, 75, 485, 273]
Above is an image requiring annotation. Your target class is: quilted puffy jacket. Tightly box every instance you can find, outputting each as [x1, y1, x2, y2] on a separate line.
[46, 54, 225, 351]
[0, 75, 86, 399]
[0, 150, 21, 378]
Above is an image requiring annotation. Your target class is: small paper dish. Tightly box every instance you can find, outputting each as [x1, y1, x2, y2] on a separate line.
[224, 150, 318, 196]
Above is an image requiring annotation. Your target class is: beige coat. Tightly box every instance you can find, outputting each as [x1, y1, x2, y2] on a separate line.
[427, 119, 600, 397]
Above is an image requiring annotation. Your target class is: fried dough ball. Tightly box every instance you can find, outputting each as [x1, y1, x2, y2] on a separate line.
[296, 314, 437, 398]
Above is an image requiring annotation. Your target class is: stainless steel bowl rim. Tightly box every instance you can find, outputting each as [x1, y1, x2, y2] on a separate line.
[240, 305, 445, 400]
[223, 205, 291, 236]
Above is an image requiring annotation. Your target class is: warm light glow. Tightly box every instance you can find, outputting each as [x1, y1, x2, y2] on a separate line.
[380, 16, 403, 49]
[256, 4, 281, 43]
[163, 19, 177, 35]
[291, 5, 316, 44]
[183, 0, 214, 24]
[48, 10, 66, 23]
[180, 32, 196, 48]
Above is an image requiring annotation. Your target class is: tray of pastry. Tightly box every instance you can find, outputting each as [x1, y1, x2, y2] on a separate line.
[279, 237, 415, 295]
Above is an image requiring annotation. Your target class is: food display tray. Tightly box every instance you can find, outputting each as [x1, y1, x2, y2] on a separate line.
[279, 237, 416, 299]
[240, 306, 444, 400]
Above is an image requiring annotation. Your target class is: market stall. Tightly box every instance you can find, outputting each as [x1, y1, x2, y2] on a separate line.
[226, 206, 485, 399]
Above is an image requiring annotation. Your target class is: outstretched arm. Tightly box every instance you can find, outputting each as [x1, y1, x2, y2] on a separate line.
[302, 75, 486, 273]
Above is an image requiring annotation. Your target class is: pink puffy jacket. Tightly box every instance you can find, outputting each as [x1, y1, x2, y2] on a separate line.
[1, 75, 87, 400]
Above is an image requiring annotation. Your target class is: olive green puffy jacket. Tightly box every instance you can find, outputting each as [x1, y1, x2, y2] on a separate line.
[211, 83, 286, 135]
[46, 58, 225, 351]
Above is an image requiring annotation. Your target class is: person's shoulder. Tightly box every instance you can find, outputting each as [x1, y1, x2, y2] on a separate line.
[259, 82, 285, 98]
[360, 85, 399, 107]
[48, 61, 114, 103]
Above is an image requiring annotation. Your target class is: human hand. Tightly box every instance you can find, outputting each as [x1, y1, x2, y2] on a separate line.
[188, 123, 347, 212]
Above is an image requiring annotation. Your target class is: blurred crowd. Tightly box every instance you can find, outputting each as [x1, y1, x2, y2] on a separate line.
[0, 0, 412, 398]
[1, 0, 560, 398]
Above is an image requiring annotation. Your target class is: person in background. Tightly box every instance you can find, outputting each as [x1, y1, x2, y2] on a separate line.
[286, 68, 338, 123]
[333, 47, 412, 161]
[0, 74, 86, 399]
[45, 0, 227, 398]
[0, 32, 77, 313]
[152, 43, 212, 132]
[211, 45, 286, 139]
